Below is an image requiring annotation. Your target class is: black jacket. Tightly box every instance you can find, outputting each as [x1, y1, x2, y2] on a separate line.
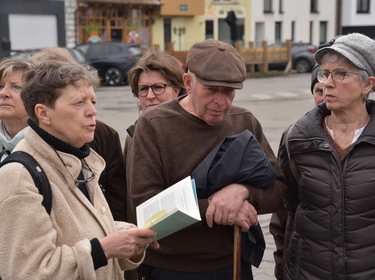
[191, 129, 277, 268]
[90, 120, 127, 221]
[279, 101, 375, 280]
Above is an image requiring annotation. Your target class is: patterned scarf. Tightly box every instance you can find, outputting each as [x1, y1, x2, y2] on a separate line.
[0, 119, 26, 161]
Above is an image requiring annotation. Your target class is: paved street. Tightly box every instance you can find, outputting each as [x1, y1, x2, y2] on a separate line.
[95, 72, 314, 280]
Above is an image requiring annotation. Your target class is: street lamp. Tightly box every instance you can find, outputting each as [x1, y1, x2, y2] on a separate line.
[173, 26, 185, 51]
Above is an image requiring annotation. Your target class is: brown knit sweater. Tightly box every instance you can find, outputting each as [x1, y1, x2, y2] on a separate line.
[322, 119, 350, 161]
[126, 96, 286, 272]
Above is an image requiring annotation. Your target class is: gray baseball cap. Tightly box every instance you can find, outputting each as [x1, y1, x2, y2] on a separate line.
[315, 33, 375, 76]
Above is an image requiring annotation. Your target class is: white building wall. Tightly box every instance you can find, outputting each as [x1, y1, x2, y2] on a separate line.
[64, 0, 77, 48]
[341, 0, 375, 26]
[250, 0, 336, 47]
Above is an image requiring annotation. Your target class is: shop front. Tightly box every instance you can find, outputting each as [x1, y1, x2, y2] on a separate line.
[77, 0, 161, 49]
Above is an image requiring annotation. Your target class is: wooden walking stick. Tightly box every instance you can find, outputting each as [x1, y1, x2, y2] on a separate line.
[233, 224, 241, 280]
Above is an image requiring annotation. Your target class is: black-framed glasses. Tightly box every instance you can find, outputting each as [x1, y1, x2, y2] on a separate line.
[317, 68, 360, 84]
[51, 146, 95, 185]
[136, 83, 168, 97]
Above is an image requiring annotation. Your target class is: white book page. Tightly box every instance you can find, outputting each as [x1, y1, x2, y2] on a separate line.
[136, 176, 200, 228]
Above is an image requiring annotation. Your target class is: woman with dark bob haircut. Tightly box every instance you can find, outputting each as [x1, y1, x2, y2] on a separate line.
[0, 59, 158, 279]
[123, 49, 186, 280]
[124, 49, 186, 156]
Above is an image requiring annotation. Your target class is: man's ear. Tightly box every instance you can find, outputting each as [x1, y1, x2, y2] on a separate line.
[183, 73, 192, 94]
[35, 104, 51, 126]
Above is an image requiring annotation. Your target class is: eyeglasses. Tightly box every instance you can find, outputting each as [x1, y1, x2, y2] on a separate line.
[52, 146, 95, 185]
[317, 68, 360, 84]
[136, 83, 168, 97]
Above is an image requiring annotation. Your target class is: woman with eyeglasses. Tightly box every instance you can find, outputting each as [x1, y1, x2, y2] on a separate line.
[124, 49, 186, 146]
[278, 33, 375, 279]
[124, 49, 186, 162]
[123, 48, 186, 280]
[0, 59, 159, 279]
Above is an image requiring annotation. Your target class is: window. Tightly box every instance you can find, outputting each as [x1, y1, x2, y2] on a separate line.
[264, 0, 273, 13]
[163, 18, 171, 51]
[77, 6, 152, 47]
[310, 0, 318, 13]
[108, 45, 121, 55]
[319, 21, 327, 45]
[279, 0, 284, 13]
[275, 22, 282, 43]
[357, 0, 370, 13]
[291, 21, 295, 42]
[87, 44, 106, 60]
[218, 18, 244, 46]
[309, 21, 313, 44]
[206, 20, 214, 40]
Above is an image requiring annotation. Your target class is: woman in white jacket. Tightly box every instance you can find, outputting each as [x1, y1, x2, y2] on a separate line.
[0, 59, 159, 279]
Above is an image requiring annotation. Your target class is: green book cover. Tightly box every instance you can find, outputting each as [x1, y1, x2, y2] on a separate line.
[136, 176, 201, 241]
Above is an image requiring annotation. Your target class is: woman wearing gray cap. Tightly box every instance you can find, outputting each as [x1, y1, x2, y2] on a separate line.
[279, 32, 375, 279]
[270, 63, 324, 280]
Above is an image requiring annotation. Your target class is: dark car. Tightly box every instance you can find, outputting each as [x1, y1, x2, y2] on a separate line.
[75, 42, 143, 86]
[11, 48, 86, 63]
[268, 42, 317, 73]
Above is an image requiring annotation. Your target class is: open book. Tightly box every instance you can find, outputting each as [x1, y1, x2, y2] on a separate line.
[136, 176, 202, 241]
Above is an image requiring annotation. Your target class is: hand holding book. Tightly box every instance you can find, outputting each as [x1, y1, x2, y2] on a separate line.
[136, 176, 201, 241]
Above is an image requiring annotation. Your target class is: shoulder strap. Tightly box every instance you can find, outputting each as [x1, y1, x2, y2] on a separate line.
[285, 125, 300, 182]
[0, 149, 10, 160]
[0, 151, 52, 214]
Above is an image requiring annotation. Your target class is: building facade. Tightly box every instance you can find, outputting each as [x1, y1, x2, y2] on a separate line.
[204, 0, 250, 48]
[149, 0, 204, 51]
[0, 0, 66, 58]
[341, 0, 375, 38]
[250, 0, 337, 47]
[75, 0, 162, 49]
[2, 0, 374, 59]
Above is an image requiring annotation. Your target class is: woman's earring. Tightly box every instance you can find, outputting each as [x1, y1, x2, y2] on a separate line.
[362, 96, 366, 103]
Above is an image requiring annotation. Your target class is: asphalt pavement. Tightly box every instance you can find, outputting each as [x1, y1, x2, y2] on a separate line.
[95, 72, 315, 280]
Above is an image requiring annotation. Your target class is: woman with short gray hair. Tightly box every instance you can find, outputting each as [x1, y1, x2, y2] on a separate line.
[0, 59, 159, 279]
[279, 33, 375, 279]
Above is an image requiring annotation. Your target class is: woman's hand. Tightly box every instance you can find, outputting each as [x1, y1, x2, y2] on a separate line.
[100, 228, 159, 260]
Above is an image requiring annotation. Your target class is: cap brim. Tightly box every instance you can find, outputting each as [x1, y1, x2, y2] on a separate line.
[315, 46, 368, 74]
[196, 76, 243, 89]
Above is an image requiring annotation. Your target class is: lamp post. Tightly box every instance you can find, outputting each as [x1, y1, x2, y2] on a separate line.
[173, 27, 185, 51]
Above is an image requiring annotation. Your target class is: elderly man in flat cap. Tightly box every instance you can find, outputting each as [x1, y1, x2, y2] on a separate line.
[127, 39, 286, 280]
[278, 32, 375, 280]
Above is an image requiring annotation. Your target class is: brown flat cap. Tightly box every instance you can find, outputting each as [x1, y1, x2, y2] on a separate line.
[186, 39, 247, 89]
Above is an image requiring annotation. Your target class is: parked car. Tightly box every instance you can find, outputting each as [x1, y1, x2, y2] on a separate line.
[11, 48, 86, 63]
[75, 42, 143, 86]
[268, 42, 317, 73]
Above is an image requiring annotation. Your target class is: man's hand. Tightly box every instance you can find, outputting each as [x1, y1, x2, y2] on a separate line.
[235, 200, 258, 232]
[205, 183, 251, 228]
